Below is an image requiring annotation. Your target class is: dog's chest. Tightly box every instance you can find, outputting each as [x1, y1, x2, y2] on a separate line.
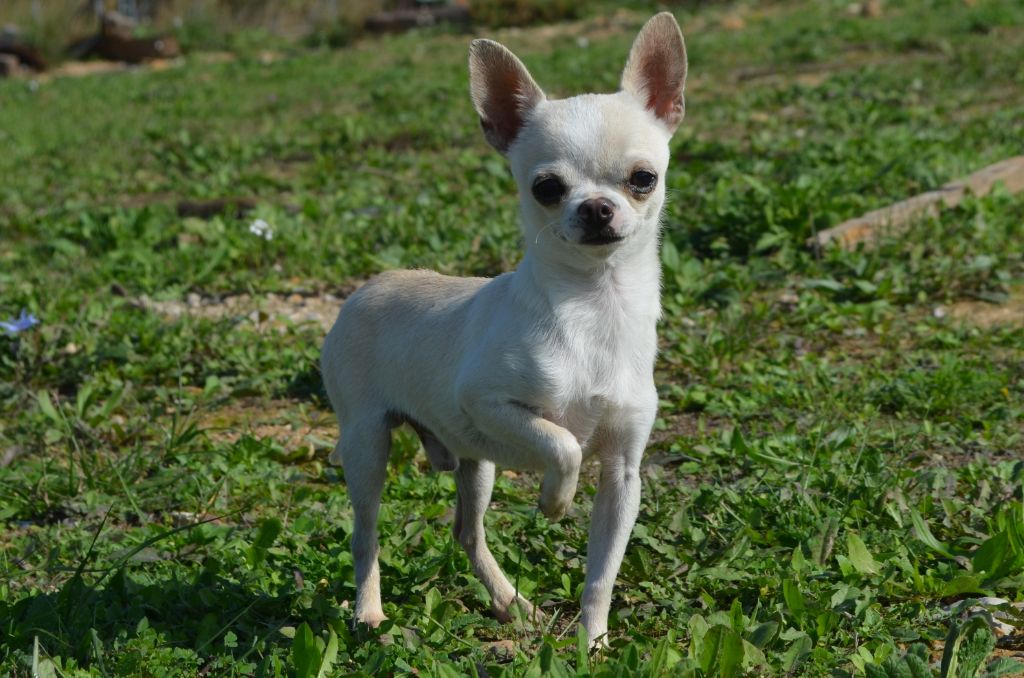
[541, 295, 657, 443]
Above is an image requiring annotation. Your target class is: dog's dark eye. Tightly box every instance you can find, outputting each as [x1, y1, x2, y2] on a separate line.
[628, 170, 658, 194]
[532, 175, 566, 206]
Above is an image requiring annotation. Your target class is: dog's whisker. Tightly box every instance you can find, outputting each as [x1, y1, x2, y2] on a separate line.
[533, 218, 562, 244]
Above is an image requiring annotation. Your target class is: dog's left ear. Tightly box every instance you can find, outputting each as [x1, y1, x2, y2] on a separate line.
[621, 12, 688, 133]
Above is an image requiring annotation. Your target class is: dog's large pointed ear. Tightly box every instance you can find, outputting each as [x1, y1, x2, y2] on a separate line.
[621, 12, 688, 133]
[469, 39, 546, 154]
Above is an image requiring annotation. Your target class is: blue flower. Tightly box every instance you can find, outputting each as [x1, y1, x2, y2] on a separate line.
[0, 309, 39, 335]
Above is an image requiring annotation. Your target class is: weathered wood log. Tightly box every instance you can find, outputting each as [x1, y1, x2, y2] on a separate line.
[0, 30, 48, 71]
[177, 197, 259, 220]
[809, 156, 1024, 250]
[66, 10, 180, 64]
[0, 54, 20, 77]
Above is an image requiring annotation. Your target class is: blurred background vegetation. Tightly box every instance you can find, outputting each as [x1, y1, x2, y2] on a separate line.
[0, 0, 603, 60]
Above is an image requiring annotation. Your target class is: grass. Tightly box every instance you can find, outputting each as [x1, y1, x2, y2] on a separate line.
[2, 0, 1024, 675]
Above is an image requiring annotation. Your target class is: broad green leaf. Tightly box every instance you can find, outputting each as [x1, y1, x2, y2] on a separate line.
[881, 653, 914, 678]
[741, 639, 767, 669]
[576, 625, 590, 676]
[940, 616, 996, 678]
[247, 517, 283, 567]
[984, 657, 1024, 677]
[433, 661, 463, 678]
[729, 598, 745, 633]
[782, 635, 812, 672]
[74, 383, 94, 419]
[910, 508, 956, 559]
[719, 627, 745, 678]
[792, 546, 808, 573]
[700, 625, 744, 677]
[905, 654, 932, 678]
[292, 622, 320, 678]
[971, 531, 1009, 576]
[747, 621, 778, 649]
[847, 533, 880, 575]
[424, 587, 441, 618]
[865, 664, 888, 678]
[953, 616, 996, 678]
[783, 579, 806, 622]
[253, 517, 283, 549]
[940, 574, 983, 597]
[661, 238, 682, 273]
[803, 278, 845, 292]
[688, 614, 710, 660]
[37, 390, 61, 424]
[316, 626, 338, 678]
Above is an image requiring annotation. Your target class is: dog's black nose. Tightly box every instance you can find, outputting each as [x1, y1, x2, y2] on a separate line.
[577, 198, 615, 230]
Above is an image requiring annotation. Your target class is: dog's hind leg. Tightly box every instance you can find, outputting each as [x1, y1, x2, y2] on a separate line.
[406, 418, 459, 472]
[338, 416, 392, 628]
[453, 459, 541, 624]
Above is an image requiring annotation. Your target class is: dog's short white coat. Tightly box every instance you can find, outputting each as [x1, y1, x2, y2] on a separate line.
[321, 12, 687, 644]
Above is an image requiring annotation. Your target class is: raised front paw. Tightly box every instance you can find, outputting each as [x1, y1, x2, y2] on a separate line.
[538, 488, 572, 520]
[538, 459, 580, 521]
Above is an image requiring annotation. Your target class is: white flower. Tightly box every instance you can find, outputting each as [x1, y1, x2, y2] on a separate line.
[248, 219, 273, 241]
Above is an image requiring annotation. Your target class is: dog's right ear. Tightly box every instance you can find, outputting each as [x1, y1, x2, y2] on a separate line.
[469, 39, 545, 154]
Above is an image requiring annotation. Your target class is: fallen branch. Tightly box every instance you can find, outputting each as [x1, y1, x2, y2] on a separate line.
[808, 155, 1024, 251]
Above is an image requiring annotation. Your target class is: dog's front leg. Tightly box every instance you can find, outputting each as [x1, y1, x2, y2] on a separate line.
[579, 398, 656, 645]
[457, 389, 581, 521]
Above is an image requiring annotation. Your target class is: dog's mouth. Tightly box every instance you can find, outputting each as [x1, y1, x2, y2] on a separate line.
[579, 232, 625, 246]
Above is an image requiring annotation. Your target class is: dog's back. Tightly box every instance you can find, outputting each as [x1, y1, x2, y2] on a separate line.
[321, 269, 487, 426]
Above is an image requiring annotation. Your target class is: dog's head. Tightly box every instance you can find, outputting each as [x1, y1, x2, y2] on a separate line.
[469, 13, 687, 266]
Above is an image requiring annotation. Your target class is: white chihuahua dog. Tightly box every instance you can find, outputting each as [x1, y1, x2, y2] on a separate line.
[321, 12, 687, 644]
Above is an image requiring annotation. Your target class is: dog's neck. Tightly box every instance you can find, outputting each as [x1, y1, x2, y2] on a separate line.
[514, 232, 662, 325]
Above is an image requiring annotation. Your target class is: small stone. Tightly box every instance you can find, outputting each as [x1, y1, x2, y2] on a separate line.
[187, 292, 202, 308]
[485, 640, 516, 660]
[721, 14, 745, 30]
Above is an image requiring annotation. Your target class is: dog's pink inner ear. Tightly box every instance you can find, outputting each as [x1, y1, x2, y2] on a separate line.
[622, 13, 688, 132]
[480, 71, 529, 152]
[470, 40, 545, 153]
[637, 55, 685, 127]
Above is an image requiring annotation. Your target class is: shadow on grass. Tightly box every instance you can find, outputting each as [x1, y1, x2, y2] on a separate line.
[282, 361, 329, 408]
[1, 567, 309, 670]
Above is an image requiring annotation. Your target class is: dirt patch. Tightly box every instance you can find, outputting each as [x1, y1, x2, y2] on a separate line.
[945, 285, 1024, 329]
[136, 287, 359, 334]
[648, 410, 723, 449]
[28, 50, 280, 83]
[200, 397, 337, 456]
[37, 56, 182, 81]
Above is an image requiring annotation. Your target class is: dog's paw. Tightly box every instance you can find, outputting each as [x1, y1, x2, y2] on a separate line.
[494, 595, 544, 626]
[538, 492, 571, 521]
[354, 610, 387, 628]
[538, 470, 577, 521]
[538, 441, 581, 520]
